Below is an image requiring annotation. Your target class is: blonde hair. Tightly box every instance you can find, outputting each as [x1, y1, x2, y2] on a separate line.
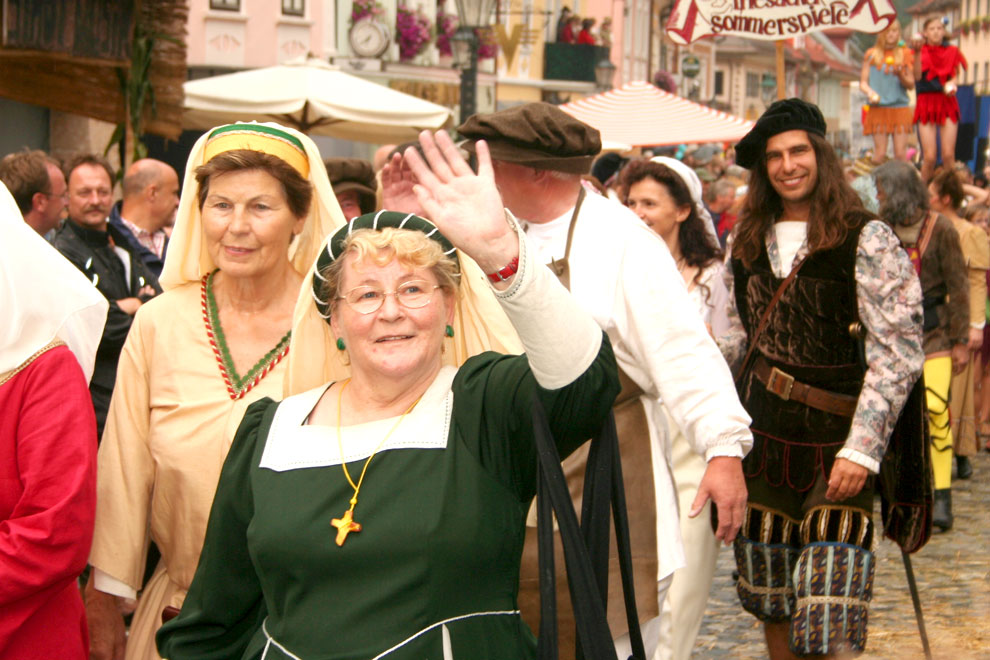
[870, 23, 906, 69]
[320, 227, 459, 309]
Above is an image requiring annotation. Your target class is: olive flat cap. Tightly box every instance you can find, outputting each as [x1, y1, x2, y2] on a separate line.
[323, 158, 377, 214]
[458, 103, 602, 174]
[735, 98, 826, 170]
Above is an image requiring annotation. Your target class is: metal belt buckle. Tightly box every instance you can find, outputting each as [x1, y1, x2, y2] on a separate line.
[767, 367, 795, 400]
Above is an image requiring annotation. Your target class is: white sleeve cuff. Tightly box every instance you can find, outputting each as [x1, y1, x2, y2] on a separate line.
[702, 429, 751, 462]
[93, 567, 138, 600]
[836, 448, 881, 474]
[494, 210, 602, 390]
[971, 321, 985, 330]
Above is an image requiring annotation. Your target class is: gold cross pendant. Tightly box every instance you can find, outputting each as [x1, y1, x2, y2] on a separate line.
[331, 509, 362, 546]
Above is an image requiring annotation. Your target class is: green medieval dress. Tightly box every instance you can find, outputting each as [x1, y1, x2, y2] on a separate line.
[157, 337, 617, 660]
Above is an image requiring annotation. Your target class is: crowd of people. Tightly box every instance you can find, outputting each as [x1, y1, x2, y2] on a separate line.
[2, 18, 989, 660]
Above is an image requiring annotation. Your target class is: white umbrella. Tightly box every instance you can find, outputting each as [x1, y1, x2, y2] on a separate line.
[183, 56, 453, 144]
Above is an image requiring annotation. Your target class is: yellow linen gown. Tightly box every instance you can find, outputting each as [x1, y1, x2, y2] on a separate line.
[89, 279, 290, 660]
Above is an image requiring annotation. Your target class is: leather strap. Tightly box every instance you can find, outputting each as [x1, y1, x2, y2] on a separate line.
[735, 255, 807, 387]
[752, 356, 858, 418]
[547, 187, 586, 291]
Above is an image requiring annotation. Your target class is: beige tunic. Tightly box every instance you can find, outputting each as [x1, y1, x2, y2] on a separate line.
[949, 217, 990, 455]
[89, 281, 289, 660]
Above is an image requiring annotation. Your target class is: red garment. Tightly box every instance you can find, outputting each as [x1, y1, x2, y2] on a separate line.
[0, 345, 96, 659]
[920, 43, 967, 86]
[914, 91, 960, 125]
[577, 29, 596, 45]
[561, 23, 576, 43]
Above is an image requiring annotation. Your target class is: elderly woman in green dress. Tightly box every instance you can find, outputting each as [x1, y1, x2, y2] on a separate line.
[156, 132, 620, 659]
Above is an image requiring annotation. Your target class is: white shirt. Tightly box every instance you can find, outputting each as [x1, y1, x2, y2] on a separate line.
[523, 190, 753, 580]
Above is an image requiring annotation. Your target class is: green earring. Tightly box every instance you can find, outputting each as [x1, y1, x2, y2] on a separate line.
[336, 338, 346, 350]
[445, 324, 455, 338]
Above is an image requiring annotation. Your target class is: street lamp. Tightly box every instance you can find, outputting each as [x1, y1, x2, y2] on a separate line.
[760, 72, 777, 107]
[451, 0, 498, 122]
[595, 58, 616, 91]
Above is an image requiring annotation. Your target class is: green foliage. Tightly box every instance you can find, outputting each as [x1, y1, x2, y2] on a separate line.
[104, 21, 180, 167]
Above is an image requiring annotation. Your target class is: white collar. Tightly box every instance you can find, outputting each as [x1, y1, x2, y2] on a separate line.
[259, 366, 457, 472]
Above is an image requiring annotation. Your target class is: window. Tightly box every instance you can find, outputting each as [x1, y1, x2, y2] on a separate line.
[282, 0, 305, 16]
[715, 70, 725, 96]
[746, 72, 759, 98]
[210, 0, 240, 10]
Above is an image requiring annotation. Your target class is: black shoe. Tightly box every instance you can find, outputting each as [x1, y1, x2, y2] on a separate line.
[932, 488, 953, 533]
[956, 455, 974, 480]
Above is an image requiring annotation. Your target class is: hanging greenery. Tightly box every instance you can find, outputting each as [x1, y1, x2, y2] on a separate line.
[105, 20, 179, 169]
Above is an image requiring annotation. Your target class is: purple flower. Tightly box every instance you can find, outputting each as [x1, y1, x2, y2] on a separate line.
[396, 3, 434, 61]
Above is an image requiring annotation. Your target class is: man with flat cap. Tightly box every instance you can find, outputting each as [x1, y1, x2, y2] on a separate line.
[455, 102, 754, 658]
[324, 157, 378, 221]
[719, 98, 923, 658]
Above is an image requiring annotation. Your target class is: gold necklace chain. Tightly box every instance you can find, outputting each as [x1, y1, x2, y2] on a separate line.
[331, 379, 422, 546]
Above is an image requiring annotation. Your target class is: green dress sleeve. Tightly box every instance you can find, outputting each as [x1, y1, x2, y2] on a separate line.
[451, 330, 619, 502]
[155, 398, 277, 660]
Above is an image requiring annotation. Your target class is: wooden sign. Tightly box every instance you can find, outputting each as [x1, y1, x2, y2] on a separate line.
[3, 0, 134, 62]
[665, 0, 895, 44]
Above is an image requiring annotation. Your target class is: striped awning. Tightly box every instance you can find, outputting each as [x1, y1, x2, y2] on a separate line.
[560, 81, 755, 148]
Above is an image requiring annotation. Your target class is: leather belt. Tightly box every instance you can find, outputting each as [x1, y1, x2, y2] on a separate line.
[752, 357, 858, 418]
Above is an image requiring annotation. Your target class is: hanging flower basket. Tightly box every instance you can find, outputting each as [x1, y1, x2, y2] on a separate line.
[960, 21, 970, 35]
[982, 16, 990, 31]
[396, 3, 433, 61]
[351, 0, 385, 27]
[436, 0, 457, 57]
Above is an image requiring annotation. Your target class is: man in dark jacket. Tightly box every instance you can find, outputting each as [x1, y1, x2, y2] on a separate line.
[107, 158, 179, 277]
[53, 154, 161, 438]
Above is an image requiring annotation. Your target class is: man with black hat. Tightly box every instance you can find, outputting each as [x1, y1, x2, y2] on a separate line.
[324, 157, 378, 221]
[720, 98, 923, 658]
[455, 102, 754, 658]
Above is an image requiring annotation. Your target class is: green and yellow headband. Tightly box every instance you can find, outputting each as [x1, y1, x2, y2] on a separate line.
[203, 123, 310, 177]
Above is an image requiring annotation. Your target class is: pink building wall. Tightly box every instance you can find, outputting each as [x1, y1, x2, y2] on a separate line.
[186, 0, 330, 69]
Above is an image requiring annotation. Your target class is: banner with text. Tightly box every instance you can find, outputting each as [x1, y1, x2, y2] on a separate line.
[665, 0, 896, 45]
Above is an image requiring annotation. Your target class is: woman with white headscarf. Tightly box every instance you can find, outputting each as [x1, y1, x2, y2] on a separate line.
[86, 122, 523, 660]
[621, 157, 729, 660]
[0, 182, 108, 659]
[84, 123, 344, 660]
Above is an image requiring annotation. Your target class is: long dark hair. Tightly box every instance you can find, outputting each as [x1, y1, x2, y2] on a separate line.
[621, 159, 723, 299]
[732, 132, 871, 268]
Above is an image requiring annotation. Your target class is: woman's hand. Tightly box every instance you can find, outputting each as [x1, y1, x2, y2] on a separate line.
[85, 582, 126, 660]
[403, 131, 519, 282]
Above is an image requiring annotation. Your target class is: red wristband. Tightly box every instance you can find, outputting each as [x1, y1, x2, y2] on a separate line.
[486, 256, 519, 283]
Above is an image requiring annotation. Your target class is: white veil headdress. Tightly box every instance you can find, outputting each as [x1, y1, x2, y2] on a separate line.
[0, 182, 108, 382]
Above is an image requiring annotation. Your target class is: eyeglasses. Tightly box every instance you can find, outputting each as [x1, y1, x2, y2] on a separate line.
[338, 280, 441, 314]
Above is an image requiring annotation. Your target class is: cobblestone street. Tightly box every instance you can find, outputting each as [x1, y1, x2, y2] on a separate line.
[693, 452, 990, 659]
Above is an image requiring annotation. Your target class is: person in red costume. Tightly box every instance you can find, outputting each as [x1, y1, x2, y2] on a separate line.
[0, 180, 108, 659]
[577, 18, 597, 44]
[912, 18, 967, 182]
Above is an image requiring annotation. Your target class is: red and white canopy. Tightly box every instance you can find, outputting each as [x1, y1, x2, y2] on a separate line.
[559, 81, 754, 148]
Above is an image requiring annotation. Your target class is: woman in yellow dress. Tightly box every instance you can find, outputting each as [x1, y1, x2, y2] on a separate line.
[84, 123, 342, 660]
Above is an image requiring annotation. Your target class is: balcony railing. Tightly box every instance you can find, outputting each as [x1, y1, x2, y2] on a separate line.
[544, 43, 610, 83]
